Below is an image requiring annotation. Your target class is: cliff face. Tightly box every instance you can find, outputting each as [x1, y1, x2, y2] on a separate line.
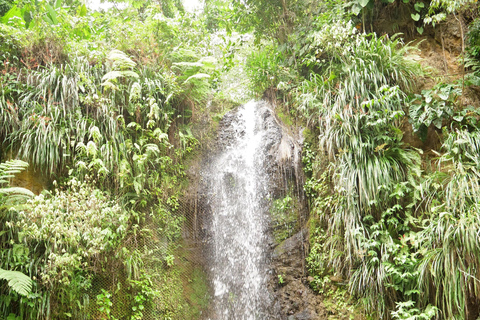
[194, 101, 329, 319]
[255, 104, 325, 319]
[187, 11, 480, 318]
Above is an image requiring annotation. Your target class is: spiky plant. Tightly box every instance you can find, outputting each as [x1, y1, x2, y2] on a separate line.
[4, 57, 126, 180]
[320, 85, 420, 267]
[297, 25, 421, 127]
[417, 129, 480, 319]
[298, 22, 423, 318]
[8, 59, 94, 174]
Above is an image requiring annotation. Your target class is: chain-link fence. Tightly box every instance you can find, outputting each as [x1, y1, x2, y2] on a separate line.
[84, 193, 210, 320]
[80, 166, 308, 319]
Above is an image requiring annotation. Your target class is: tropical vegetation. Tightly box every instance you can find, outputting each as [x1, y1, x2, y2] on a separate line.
[0, 0, 212, 318]
[235, 0, 480, 318]
[1, 0, 480, 319]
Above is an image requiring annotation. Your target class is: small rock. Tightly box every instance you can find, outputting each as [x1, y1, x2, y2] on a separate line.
[330, 275, 343, 283]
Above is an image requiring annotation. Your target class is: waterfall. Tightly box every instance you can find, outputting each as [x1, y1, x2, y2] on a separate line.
[204, 101, 278, 320]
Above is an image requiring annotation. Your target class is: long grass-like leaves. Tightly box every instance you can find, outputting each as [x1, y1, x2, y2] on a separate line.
[417, 130, 480, 319]
[301, 24, 423, 318]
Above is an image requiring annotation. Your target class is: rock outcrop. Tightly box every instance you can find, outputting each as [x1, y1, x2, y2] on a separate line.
[199, 101, 325, 319]
[269, 229, 328, 320]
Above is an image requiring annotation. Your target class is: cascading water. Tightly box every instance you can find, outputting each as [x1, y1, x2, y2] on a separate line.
[204, 101, 279, 320]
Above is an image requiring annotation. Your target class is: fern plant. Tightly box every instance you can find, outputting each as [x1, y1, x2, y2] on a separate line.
[0, 160, 34, 207]
[0, 268, 33, 296]
[0, 160, 34, 298]
[101, 49, 139, 91]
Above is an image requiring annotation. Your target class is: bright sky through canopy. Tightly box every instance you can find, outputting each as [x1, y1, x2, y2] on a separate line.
[183, 0, 203, 12]
[86, 0, 203, 12]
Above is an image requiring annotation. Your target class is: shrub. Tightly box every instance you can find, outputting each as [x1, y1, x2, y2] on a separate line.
[2, 177, 129, 318]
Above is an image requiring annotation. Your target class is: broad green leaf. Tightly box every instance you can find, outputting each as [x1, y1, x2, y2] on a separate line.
[1, 5, 25, 27]
[43, 15, 54, 25]
[417, 27, 424, 34]
[358, 0, 370, 7]
[414, 2, 425, 11]
[77, 4, 88, 17]
[46, 4, 58, 25]
[7, 313, 20, 320]
[411, 13, 420, 21]
[438, 92, 449, 100]
[433, 118, 443, 129]
[351, 4, 362, 15]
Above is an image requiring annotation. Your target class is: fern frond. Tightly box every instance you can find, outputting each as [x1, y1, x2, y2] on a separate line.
[184, 73, 210, 84]
[0, 160, 30, 186]
[106, 49, 136, 70]
[0, 160, 34, 205]
[101, 70, 139, 84]
[0, 268, 33, 296]
[0, 187, 35, 198]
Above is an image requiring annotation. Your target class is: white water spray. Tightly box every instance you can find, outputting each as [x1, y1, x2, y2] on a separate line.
[205, 101, 275, 320]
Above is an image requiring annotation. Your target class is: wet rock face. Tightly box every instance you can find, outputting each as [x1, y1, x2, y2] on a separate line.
[200, 101, 322, 319]
[269, 230, 328, 320]
[216, 111, 243, 151]
[215, 101, 304, 199]
[252, 105, 326, 319]
[256, 103, 304, 200]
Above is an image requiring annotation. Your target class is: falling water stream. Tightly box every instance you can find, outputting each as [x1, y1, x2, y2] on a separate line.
[205, 101, 276, 320]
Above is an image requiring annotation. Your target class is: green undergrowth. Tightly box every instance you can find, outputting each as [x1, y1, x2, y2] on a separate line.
[0, 0, 218, 318]
[239, 1, 480, 318]
[276, 110, 294, 127]
[270, 193, 301, 244]
[175, 243, 210, 320]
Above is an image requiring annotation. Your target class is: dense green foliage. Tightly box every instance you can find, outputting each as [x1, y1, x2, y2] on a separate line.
[2, 0, 480, 319]
[0, 160, 34, 301]
[0, 0, 215, 319]
[236, 0, 480, 319]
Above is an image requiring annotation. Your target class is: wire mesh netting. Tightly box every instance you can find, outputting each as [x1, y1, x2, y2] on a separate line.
[84, 194, 209, 320]
[82, 167, 308, 320]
